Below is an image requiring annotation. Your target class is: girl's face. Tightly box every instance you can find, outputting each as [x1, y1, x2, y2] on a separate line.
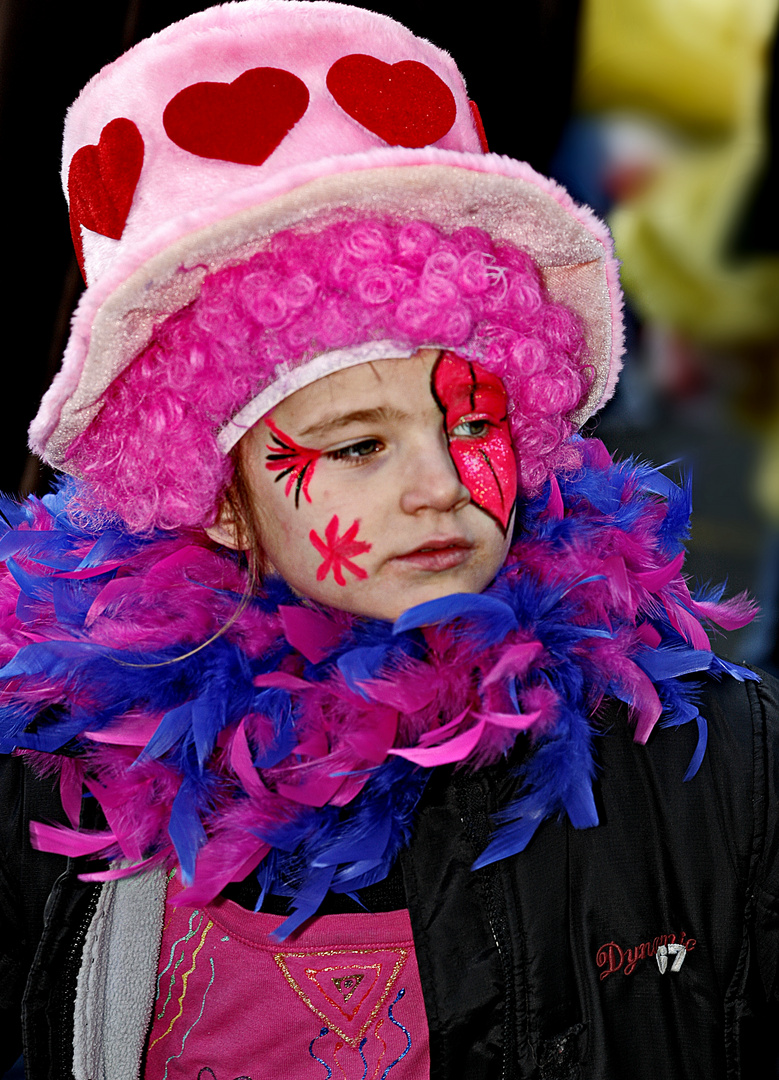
[221, 348, 517, 621]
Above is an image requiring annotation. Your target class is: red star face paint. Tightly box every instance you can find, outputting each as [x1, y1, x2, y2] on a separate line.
[309, 515, 372, 586]
[432, 352, 517, 532]
[264, 416, 322, 507]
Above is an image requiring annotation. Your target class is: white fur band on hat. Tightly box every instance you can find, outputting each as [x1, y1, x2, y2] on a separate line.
[216, 339, 420, 451]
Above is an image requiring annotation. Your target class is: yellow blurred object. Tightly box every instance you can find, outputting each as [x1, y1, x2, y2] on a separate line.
[577, 0, 779, 344]
[755, 416, 779, 519]
[612, 129, 779, 343]
[578, 0, 776, 133]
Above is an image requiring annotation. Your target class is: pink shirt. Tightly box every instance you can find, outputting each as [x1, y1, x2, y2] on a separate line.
[144, 875, 430, 1079]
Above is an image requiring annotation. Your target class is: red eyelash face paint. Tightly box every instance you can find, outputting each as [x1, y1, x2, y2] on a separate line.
[432, 351, 517, 531]
[309, 515, 372, 586]
[264, 416, 322, 507]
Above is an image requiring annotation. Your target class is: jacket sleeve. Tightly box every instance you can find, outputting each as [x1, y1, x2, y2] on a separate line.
[0, 754, 68, 1075]
[753, 672, 779, 1005]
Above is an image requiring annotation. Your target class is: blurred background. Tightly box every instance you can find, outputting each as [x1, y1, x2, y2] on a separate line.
[1, 0, 777, 668]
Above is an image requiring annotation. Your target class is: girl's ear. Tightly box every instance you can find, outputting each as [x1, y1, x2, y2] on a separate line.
[205, 501, 247, 550]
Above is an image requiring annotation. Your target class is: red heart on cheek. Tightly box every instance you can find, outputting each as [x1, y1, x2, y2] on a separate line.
[163, 67, 309, 165]
[432, 352, 518, 532]
[327, 54, 456, 148]
[67, 117, 144, 282]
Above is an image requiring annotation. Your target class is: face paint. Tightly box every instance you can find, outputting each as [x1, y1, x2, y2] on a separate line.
[309, 515, 372, 586]
[432, 352, 517, 531]
[264, 416, 322, 507]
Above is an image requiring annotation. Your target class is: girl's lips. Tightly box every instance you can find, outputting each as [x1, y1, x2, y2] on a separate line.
[391, 540, 473, 572]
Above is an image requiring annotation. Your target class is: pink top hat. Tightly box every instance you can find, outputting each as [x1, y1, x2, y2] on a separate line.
[30, 0, 623, 472]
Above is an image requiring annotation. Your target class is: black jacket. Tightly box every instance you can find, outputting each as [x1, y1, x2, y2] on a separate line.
[3, 672, 779, 1079]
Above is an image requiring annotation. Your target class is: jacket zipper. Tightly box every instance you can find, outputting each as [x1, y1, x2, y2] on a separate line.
[456, 770, 518, 1080]
[55, 884, 102, 1080]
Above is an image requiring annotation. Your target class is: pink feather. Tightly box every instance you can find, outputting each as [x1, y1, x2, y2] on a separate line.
[59, 757, 84, 828]
[663, 597, 711, 651]
[78, 856, 159, 882]
[626, 663, 664, 744]
[58, 560, 127, 580]
[85, 777, 145, 862]
[689, 594, 757, 631]
[416, 708, 471, 747]
[294, 730, 331, 758]
[362, 665, 439, 711]
[279, 605, 347, 663]
[635, 552, 685, 593]
[344, 707, 399, 764]
[390, 718, 489, 765]
[481, 641, 544, 687]
[176, 836, 271, 907]
[30, 821, 116, 857]
[275, 771, 347, 807]
[636, 622, 662, 648]
[601, 556, 634, 613]
[253, 672, 311, 691]
[481, 709, 542, 731]
[228, 719, 267, 799]
[546, 474, 564, 519]
[84, 714, 160, 746]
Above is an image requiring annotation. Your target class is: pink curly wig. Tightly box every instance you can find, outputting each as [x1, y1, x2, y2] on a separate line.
[66, 217, 591, 532]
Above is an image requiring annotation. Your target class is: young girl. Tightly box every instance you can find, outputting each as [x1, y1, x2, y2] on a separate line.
[1, 4, 778, 1079]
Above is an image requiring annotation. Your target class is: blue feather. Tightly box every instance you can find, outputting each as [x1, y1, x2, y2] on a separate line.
[683, 715, 708, 780]
[4, 711, 90, 754]
[252, 690, 297, 768]
[659, 698, 701, 728]
[191, 693, 227, 772]
[337, 646, 391, 699]
[312, 812, 392, 869]
[77, 529, 132, 568]
[5, 557, 56, 602]
[472, 815, 543, 868]
[635, 646, 714, 681]
[53, 576, 108, 628]
[563, 778, 599, 829]
[636, 464, 681, 500]
[0, 529, 80, 568]
[273, 864, 335, 938]
[394, 592, 518, 644]
[710, 656, 760, 682]
[140, 702, 195, 761]
[168, 779, 207, 883]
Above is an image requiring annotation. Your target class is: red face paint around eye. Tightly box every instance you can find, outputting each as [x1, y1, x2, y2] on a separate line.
[264, 417, 322, 507]
[432, 352, 517, 532]
[309, 516, 372, 586]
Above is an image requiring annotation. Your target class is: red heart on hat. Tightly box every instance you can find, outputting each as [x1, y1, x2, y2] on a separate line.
[68, 117, 144, 282]
[327, 54, 456, 148]
[163, 67, 309, 166]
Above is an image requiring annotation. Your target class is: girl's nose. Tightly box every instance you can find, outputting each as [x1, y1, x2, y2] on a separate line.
[399, 436, 470, 515]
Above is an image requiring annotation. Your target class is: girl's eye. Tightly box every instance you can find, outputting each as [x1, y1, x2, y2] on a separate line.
[450, 418, 492, 439]
[325, 438, 383, 462]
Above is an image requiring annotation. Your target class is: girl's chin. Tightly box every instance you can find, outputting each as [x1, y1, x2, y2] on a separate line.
[308, 581, 492, 624]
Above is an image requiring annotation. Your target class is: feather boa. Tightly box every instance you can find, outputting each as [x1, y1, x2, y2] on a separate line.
[0, 438, 757, 936]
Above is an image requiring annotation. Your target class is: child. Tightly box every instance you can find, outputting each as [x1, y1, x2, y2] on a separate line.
[1, 3, 778, 1078]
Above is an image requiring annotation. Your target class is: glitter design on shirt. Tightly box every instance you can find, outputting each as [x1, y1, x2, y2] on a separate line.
[273, 947, 409, 1047]
[382, 989, 413, 1076]
[147, 913, 216, 1079]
